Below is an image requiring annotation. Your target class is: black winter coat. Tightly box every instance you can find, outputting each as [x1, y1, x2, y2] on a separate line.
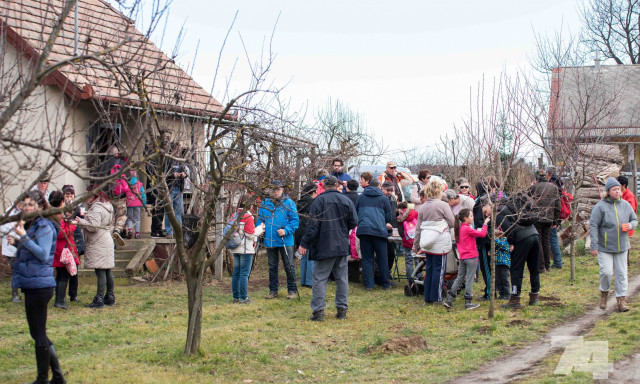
[300, 189, 358, 260]
[294, 194, 314, 247]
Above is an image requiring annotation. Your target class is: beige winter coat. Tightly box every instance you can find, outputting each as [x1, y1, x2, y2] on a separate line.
[77, 200, 115, 269]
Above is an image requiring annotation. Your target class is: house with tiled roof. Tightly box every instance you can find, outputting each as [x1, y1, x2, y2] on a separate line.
[0, 0, 227, 209]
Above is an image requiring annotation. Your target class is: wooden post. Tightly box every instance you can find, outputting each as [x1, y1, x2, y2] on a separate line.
[538, 153, 544, 170]
[629, 143, 638, 198]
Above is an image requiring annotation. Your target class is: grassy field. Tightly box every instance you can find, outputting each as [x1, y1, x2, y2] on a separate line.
[0, 246, 638, 383]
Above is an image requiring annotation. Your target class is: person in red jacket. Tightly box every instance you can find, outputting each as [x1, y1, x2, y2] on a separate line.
[618, 175, 637, 265]
[397, 201, 419, 285]
[443, 208, 490, 310]
[50, 192, 80, 310]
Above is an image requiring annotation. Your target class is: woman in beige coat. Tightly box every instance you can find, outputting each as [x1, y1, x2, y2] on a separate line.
[74, 187, 115, 309]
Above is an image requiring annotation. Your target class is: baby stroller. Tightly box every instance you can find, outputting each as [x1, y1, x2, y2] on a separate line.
[404, 241, 460, 297]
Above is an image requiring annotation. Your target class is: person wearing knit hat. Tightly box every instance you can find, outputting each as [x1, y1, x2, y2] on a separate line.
[589, 176, 638, 312]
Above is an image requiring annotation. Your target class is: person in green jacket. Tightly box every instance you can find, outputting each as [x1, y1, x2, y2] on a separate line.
[590, 177, 638, 312]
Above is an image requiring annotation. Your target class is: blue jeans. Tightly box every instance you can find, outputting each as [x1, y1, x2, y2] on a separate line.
[266, 246, 297, 294]
[165, 186, 184, 235]
[424, 254, 446, 303]
[300, 253, 314, 286]
[232, 253, 253, 300]
[550, 227, 562, 267]
[359, 234, 389, 289]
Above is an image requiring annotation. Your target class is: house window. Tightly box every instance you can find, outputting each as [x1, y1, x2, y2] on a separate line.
[86, 122, 122, 176]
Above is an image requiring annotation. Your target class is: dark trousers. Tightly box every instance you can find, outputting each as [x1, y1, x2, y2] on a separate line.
[478, 244, 491, 298]
[534, 223, 552, 271]
[424, 254, 446, 303]
[266, 246, 297, 294]
[148, 188, 164, 234]
[495, 265, 511, 298]
[23, 287, 54, 347]
[55, 267, 78, 298]
[509, 234, 541, 296]
[359, 235, 389, 289]
[95, 269, 114, 297]
[387, 240, 395, 272]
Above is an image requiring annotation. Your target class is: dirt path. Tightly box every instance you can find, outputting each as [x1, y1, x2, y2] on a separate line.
[601, 352, 640, 383]
[447, 272, 640, 384]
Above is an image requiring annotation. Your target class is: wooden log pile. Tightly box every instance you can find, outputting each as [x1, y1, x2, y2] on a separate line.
[560, 144, 624, 250]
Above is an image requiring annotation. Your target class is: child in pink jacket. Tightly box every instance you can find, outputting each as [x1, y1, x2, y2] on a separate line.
[125, 170, 146, 239]
[443, 208, 490, 310]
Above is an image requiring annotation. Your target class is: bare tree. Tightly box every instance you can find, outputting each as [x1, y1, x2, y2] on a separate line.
[581, 0, 640, 64]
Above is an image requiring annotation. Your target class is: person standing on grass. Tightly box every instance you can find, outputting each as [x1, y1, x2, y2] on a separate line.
[295, 183, 318, 288]
[356, 177, 393, 291]
[49, 191, 80, 310]
[396, 201, 418, 286]
[590, 177, 637, 312]
[62, 185, 85, 303]
[12, 190, 65, 384]
[617, 175, 637, 266]
[412, 180, 455, 304]
[230, 195, 264, 304]
[443, 208, 489, 310]
[298, 176, 358, 321]
[257, 180, 300, 300]
[74, 185, 116, 309]
[2, 195, 34, 303]
[496, 192, 541, 309]
[529, 170, 560, 273]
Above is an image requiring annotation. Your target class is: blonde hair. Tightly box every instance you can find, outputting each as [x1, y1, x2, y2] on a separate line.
[423, 179, 444, 199]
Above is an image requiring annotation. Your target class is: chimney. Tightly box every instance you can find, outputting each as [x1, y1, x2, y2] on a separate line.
[594, 51, 601, 71]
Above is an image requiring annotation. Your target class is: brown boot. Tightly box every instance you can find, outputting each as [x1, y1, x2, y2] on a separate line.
[501, 295, 521, 309]
[599, 290, 608, 310]
[617, 296, 630, 312]
[529, 292, 539, 305]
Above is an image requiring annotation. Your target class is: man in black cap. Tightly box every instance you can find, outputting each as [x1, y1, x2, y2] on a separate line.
[298, 175, 358, 321]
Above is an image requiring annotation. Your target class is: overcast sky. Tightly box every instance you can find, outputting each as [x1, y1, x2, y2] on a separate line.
[138, 0, 585, 163]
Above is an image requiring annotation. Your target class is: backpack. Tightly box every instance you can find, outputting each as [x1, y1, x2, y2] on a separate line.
[223, 213, 244, 249]
[560, 190, 573, 220]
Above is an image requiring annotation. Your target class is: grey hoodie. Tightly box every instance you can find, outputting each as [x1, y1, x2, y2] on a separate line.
[589, 197, 638, 253]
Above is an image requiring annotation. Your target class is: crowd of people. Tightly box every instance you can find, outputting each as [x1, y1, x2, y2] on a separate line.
[2, 154, 638, 382]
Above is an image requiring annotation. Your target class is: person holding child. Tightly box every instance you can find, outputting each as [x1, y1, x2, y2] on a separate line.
[443, 208, 490, 310]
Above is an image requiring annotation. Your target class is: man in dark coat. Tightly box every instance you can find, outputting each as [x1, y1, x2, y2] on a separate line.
[529, 170, 560, 272]
[345, 179, 359, 205]
[298, 176, 358, 321]
[355, 178, 392, 290]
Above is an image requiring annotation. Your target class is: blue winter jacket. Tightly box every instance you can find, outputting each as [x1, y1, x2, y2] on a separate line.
[300, 189, 358, 260]
[257, 196, 299, 247]
[355, 186, 392, 238]
[330, 171, 352, 194]
[12, 217, 57, 289]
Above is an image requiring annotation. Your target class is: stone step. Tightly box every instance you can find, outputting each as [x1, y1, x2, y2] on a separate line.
[115, 249, 138, 260]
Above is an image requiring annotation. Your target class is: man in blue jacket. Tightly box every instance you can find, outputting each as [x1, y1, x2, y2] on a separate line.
[329, 158, 352, 194]
[298, 176, 358, 321]
[356, 174, 393, 290]
[257, 180, 300, 299]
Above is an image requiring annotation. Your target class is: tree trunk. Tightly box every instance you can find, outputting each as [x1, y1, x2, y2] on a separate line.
[184, 267, 203, 356]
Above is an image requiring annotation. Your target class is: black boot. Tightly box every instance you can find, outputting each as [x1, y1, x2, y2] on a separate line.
[85, 295, 105, 309]
[336, 307, 348, 320]
[30, 346, 50, 384]
[103, 294, 116, 306]
[54, 282, 68, 309]
[49, 345, 66, 384]
[310, 310, 325, 321]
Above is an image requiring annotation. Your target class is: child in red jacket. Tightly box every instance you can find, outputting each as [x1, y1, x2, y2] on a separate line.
[397, 201, 419, 284]
[443, 208, 490, 310]
[125, 170, 146, 239]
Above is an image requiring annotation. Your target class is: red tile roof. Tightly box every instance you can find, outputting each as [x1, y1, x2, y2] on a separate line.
[1, 0, 225, 118]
